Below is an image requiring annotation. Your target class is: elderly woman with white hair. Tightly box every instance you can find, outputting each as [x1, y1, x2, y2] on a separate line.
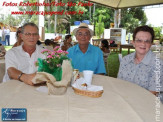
[67, 23, 106, 74]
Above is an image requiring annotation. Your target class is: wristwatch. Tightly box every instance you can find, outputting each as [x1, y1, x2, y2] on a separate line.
[18, 72, 24, 82]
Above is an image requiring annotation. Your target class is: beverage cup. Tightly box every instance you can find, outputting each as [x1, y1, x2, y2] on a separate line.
[83, 70, 94, 85]
[71, 69, 79, 86]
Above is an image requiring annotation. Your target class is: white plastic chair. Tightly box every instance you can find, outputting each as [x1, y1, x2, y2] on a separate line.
[118, 54, 122, 62]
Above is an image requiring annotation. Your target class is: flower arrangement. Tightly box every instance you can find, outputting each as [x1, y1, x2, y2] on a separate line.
[36, 46, 69, 81]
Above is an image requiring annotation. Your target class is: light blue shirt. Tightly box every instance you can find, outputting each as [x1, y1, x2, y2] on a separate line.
[118, 50, 163, 103]
[67, 44, 106, 74]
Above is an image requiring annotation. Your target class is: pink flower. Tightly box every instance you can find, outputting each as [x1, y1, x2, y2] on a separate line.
[37, 46, 69, 68]
[54, 46, 60, 51]
[41, 49, 50, 53]
[47, 55, 53, 58]
[57, 50, 63, 54]
[51, 52, 55, 56]
[64, 51, 68, 54]
[57, 64, 61, 67]
[62, 51, 68, 55]
[56, 55, 60, 58]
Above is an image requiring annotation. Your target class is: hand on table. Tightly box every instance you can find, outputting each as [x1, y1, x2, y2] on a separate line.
[150, 91, 158, 96]
[20, 73, 36, 86]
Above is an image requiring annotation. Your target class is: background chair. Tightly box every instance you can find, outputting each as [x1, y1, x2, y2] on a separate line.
[92, 39, 102, 47]
[109, 41, 121, 53]
[118, 54, 123, 62]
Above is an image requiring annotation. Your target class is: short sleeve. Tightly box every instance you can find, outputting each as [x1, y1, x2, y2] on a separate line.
[95, 49, 106, 74]
[5, 50, 17, 70]
[67, 48, 72, 58]
[117, 57, 125, 79]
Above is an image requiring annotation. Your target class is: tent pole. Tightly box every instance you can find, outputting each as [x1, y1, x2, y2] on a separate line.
[39, 0, 45, 41]
[114, 9, 121, 28]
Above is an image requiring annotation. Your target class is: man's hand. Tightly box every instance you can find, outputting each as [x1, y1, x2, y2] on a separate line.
[20, 73, 36, 86]
[7, 67, 35, 86]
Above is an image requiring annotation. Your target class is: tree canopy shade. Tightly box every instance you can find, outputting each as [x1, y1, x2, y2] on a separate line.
[88, 0, 163, 9]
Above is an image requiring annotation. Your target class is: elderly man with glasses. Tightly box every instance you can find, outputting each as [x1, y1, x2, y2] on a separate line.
[3, 23, 45, 85]
[67, 23, 106, 75]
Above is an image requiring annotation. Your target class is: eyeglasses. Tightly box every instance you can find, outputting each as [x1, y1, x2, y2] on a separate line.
[77, 32, 90, 37]
[135, 39, 152, 44]
[23, 33, 39, 37]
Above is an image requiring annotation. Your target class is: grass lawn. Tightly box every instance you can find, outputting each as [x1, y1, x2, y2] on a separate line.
[107, 49, 135, 78]
[4, 46, 12, 51]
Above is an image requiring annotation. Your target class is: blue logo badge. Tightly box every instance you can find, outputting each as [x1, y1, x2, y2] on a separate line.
[1, 108, 27, 121]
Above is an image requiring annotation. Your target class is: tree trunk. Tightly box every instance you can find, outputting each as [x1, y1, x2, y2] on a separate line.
[114, 9, 121, 28]
[89, 6, 91, 22]
[93, 3, 96, 35]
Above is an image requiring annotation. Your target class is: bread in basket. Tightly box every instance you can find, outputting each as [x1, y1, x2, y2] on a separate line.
[72, 78, 103, 98]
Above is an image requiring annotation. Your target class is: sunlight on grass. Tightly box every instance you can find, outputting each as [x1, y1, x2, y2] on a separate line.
[107, 50, 135, 78]
[4, 46, 12, 51]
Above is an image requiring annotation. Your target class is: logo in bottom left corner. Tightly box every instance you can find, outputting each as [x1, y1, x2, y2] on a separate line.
[1, 108, 27, 121]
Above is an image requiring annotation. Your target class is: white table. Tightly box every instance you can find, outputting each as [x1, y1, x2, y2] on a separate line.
[0, 75, 162, 122]
[0, 58, 5, 83]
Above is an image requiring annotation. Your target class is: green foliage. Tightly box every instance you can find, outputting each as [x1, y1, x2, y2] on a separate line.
[17, 0, 38, 24]
[1, 15, 21, 26]
[108, 50, 135, 78]
[62, 29, 67, 34]
[68, 0, 89, 24]
[95, 14, 105, 38]
[121, 7, 147, 33]
[37, 58, 62, 81]
[153, 27, 162, 39]
[93, 5, 114, 28]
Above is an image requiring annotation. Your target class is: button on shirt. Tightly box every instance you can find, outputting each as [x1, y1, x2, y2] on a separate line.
[3, 45, 45, 82]
[67, 44, 106, 74]
[118, 50, 163, 102]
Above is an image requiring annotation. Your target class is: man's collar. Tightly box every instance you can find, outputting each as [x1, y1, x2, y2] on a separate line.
[75, 43, 91, 53]
[21, 44, 38, 53]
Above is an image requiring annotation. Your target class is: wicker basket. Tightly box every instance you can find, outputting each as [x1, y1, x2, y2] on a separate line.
[72, 87, 103, 98]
